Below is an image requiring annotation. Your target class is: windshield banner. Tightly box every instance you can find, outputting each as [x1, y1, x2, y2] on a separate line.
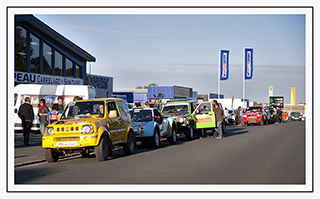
[244, 48, 253, 80]
[220, 49, 229, 81]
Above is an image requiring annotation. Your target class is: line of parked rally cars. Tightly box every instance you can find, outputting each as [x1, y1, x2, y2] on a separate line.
[41, 97, 305, 163]
[226, 106, 305, 126]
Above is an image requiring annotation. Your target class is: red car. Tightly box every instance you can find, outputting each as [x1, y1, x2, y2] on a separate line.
[242, 106, 267, 126]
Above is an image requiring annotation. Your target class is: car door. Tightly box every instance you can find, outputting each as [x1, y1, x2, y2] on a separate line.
[192, 102, 216, 129]
[116, 101, 129, 141]
[106, 100, 123, 143]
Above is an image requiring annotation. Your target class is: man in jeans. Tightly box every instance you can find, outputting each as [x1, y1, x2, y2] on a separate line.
[18, 97, 34, 146]
[212, 100, 223, 139]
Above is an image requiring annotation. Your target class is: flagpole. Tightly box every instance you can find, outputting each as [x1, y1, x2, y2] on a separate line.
[243, 48, 245, 105]
[218, 49, 221, 100]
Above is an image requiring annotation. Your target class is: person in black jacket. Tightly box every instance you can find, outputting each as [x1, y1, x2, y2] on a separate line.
[18, 97, 34, 146]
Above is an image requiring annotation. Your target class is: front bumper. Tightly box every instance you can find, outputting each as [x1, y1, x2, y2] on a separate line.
[242, 116, 263, 123]
[42, 134, 99, 149]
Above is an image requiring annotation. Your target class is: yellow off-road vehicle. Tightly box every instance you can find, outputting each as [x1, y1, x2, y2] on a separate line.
[42, 98, 135, 162]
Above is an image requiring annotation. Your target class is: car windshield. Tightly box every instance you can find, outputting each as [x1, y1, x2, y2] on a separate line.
[130, 109, 152, 122]
[60, 101, 105, 119]
[291, 112, 300, 116]
[246, 107, 262, 113]
[228, 110, 233, 114]
[162, 105, 188, 113]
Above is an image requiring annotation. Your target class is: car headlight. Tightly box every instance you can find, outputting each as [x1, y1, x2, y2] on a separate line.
[46, 127, 54, 136]
[243, 115, 247, 118]
[257, 114, 261, 117]
[81, 125, 94, 134]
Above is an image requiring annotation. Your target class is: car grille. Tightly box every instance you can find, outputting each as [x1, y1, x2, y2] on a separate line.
[54, 137, 80, 142]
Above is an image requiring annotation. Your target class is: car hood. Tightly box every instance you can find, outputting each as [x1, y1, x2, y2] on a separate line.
[162, 111, 188, 119]
[51, 118, 106, 128]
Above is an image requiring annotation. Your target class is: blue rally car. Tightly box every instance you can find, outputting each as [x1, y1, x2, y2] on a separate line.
[129, 108, 177, 148]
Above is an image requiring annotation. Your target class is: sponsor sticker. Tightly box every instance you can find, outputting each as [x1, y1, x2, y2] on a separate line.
[195, 117, 212, 123]
[56, 142, 78, 147]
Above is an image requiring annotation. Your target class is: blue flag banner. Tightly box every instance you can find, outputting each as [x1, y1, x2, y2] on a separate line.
[220, 50, 229, 81]
[244, 48, 253, 79]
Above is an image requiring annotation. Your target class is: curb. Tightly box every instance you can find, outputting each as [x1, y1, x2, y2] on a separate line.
[14, 153, 80, 168]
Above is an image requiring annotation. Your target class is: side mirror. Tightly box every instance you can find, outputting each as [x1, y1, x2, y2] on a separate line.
[196, 110, 200, 114]
[109, 110, 117, 119]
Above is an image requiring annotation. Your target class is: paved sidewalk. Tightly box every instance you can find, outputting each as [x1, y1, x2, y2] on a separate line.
[14, 131, 47, 166]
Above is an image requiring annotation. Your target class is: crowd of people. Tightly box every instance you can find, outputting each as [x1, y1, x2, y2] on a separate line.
[17, 95, 83, 146]
[18, 95, 286, 146]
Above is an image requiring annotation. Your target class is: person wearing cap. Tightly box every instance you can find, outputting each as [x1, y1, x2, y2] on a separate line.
[57, 96, 64, 112]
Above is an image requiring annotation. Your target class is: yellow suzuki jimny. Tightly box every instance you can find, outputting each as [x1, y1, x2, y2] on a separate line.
[42, 98, 135, 162]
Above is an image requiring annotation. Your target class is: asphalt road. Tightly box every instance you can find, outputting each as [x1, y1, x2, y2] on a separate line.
[15, 121, 305, 185]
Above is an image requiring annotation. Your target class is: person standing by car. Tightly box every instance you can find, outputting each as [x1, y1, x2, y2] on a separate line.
[236, 106, 241, 125]
[239, 107, 243, 126]
[212, 100, 223, 139]
[275, 107, 282, 124]
[224, 107, 229, 119]
[18, 97, 34, 146]
[47, 103, 62, 124]
[57, 96, 64, 112]
[38, 99, 50, 137]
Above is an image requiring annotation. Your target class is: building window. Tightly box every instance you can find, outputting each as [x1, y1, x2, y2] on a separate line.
[55, 51, 63, 76]
[66, 58, 73, 77]
[30, 33, 40, 73]
[75, 64, 81, 78]
[16, 26, 27, 72]
[43, 42, 52, 75]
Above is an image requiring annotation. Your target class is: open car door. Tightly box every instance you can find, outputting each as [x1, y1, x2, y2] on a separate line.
[192, 101, 216, 129]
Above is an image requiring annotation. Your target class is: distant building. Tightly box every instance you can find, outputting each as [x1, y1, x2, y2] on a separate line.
[86, 74, 113, 98]
[113, 89, 148, 104]
[147, 85, 194, 103]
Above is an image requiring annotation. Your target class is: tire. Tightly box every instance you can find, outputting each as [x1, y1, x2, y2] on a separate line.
[95, 134, 110, 161]
[44, 148, 59, 163]
[123, 131, 135, 155]
[168, 126, 177, 145]
[185, 127, 194, 141]
[149, 128, 160, 149]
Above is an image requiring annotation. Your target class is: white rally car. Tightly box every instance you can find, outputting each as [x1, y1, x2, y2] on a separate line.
[129, 107, 177, 148]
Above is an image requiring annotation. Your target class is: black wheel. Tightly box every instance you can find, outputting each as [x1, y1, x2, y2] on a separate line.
[149, 128, 160, 148]
[185, 127, 194, 141]
[44, 148, 59, 163]
[123, 131, 135, 155]
[95, 134, 110, 161]
[168, 125, 177, 145]
[80, 150, 90, 158]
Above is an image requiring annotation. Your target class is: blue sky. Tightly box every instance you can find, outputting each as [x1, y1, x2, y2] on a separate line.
[35, 14, 306, 103]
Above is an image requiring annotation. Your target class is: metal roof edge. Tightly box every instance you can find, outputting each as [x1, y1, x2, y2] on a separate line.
[15, 15, 96, 62]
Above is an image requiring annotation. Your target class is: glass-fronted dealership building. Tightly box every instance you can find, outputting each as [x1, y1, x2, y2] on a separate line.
[14, 15, 113, 97]
[15, 15, 96, 86]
